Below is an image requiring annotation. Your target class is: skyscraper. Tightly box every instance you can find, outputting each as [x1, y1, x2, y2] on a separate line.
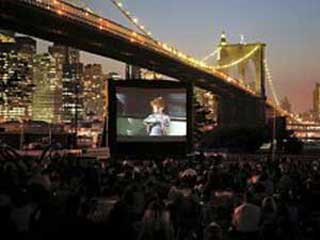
[0, 35, 36, 122]
[48, 43, 83, 123]
[48, 44, 80, 66]
[32, 53, 61, 123]
[16, 37, 37, 62]
[83, 64, 106, 121]
[313, 83, 320, 120]
[62, 62, 84, 123]
[126, 64, 141, 79]
[48, 44, 80, 84]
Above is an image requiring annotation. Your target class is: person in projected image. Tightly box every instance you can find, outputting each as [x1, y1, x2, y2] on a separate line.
[143, 96, 170, 136]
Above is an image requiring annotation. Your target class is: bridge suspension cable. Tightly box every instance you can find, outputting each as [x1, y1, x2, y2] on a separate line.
[65, 0, 94, 12]
[107, 0, 153, 37]
[59, 1, 302, 124]
[201, 45, 261, 70]
[201, 47, 221, 62]
[50, 0, 257, 96]
[201, 45, 282, 107]
[214, 45, 260, 70]
[72, 0, 154, 38]
[264, 59, 280, 107]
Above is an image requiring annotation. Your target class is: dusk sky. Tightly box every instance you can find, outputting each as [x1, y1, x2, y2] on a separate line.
[37, 0, 320, 113]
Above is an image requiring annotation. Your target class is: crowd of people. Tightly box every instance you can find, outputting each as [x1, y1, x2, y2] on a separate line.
[1, 148, 320, 240]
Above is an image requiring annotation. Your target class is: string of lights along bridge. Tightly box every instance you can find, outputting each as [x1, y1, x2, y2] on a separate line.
[31, 0, 303, 123]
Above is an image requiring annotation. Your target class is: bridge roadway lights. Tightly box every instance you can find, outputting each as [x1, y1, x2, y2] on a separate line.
[0, 0, 264, 101]
[218, 96, 266, 129]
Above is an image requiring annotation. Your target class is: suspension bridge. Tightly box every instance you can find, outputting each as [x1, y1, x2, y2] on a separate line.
[0, 0, 305, 129]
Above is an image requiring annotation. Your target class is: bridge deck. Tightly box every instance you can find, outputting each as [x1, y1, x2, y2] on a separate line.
[0, 0, 259, 99]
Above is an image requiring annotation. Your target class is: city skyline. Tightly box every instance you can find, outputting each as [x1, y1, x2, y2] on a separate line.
[35, 0, 320, 113]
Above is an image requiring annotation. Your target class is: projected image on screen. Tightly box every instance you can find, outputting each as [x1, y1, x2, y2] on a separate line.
[116, 87, 187, 142]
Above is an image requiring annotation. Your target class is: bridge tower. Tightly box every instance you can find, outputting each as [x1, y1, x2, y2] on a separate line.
[217, 32, 266, 99]
[216, 32, 267, 129]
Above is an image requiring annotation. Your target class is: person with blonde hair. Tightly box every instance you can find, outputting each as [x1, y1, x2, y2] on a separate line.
[143, 97, 170, 136]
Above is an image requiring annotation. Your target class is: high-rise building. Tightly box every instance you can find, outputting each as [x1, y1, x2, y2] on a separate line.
[48, 44, 80, 66]
[126, 64, 141, 79]
[32, 53, 62, 123]
[313, 83, 320, 120]
[48, 44, 80, 84]
[16, 37, 37, 62]
[0, 35, 36, 122]
[280, 96, 292, 113]
[125, 64, 166, 80]
[62, 62, 84, 123]
[83, 64, 106, 121]
[49, 44, 83, 123]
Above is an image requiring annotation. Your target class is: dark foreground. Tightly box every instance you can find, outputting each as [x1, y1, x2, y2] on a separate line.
[1, 150, 320, 240]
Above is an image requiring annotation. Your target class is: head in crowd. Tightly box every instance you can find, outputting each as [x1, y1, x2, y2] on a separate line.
[262, 196, 277, 213]
[205, 222, 223, 240]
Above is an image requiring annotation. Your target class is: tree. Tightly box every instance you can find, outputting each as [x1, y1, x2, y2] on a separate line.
[193, 95, 216, 148]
